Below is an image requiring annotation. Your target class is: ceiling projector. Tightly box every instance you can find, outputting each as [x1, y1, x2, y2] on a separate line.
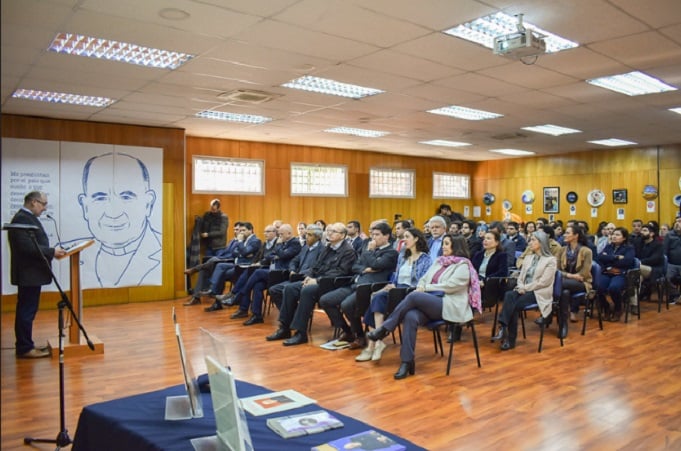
[492, 14, 546, 59]
[493, 29, 546, 58]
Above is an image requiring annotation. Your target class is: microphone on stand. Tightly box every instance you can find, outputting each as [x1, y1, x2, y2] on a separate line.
[45, 214, 63, 247]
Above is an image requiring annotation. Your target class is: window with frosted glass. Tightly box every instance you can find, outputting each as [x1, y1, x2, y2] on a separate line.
[290, 163, 347, 197]
[432, 172, 470, 199]
[193, 156, 264, 194]
[369, 168, 415, 198]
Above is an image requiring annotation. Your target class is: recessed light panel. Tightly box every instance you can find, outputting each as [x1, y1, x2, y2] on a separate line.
[47, 33, 194, 69]
[420, 140, 471, 147]
[281, 76, 384, 99]
[195, 110, 272, 124]
[489, 148, 535, 156]
[443, 12, 578, 53]
[427, 105, 502, 121]
[324, 127, 389, 138]
[587, 71, 677, 96]
[522, 124, 582, 136]
[588, 138, 637, 147]
[11, 89, 115, 107]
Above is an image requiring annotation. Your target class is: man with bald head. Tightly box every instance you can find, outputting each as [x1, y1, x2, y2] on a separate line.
[266, 222, 356, 346]
[228, 223, 302, 325]
[77, 152, 161, 287]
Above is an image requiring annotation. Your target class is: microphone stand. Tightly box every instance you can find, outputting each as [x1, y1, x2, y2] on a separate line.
[20, 229, 95, 449]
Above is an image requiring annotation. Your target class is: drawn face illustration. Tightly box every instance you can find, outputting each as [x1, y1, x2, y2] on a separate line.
[78, 154, 156, 248]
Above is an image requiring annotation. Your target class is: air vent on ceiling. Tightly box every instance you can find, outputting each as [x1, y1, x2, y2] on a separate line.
[491, 132, 528, 140]
[217, 89, 278, 104]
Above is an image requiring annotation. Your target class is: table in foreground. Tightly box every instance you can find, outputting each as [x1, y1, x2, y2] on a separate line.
[72, 379, 425, 450]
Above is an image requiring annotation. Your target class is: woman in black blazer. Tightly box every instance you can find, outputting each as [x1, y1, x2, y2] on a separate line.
[471, 229, 509, 287]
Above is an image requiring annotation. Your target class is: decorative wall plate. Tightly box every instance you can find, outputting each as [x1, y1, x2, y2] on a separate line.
[674, 194, 681, 207]
[566, 191, 578, 204]
[521, 190, 535, 204]
[587, 189, 605, 207]
[502, 199, 512, 211]
[642, 185, 658, 200]
[483, 193, 496, 205]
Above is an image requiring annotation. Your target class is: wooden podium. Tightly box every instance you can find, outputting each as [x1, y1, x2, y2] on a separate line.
[48, 240, 104, 357]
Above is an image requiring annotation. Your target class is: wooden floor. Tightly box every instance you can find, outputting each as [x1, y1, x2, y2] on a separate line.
[2, 295, 680, 450]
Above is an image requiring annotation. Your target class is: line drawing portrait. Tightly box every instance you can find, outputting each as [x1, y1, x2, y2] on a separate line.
[76, 152, 162, 287]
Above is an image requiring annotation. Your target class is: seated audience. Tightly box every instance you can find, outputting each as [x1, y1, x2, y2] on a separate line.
[267, 225, 324, 310]
[358, 228, 431, 362]
[596, 226, 636, 321]
[637, 223, 664, 301]
[663, 216, 681, 304]
[367, 235, 481, 379]
[319, 222, 398, 350]
[471, 229, 509, 287]
[266, 222, 356, 346]
[556, 225, 593, 335]
[461, 219, 482, 256]
[203, 222, 261, 311]
[183, 222, 241, 306]
[492, 230, 557, 351]
[228, 224, 302, 324]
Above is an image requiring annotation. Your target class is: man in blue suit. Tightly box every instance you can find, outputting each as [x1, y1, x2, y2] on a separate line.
[204, 222, 261, 311]
[427, 215, 447, 259]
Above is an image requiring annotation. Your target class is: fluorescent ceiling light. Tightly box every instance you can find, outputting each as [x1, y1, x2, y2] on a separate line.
[522, 124, 582, 136]
[281, 75, 384, 99]
[588, 138, 637, 147]
[195, 110, 272, 124]
[427, 105, 502, 121]
[587, 71, 677, 96]
[489, 148, 535, 156]
[47, 33, 194, 69]
[324, 127, 389, 138]
[669, 107, 681, 115]
[11, 88, 114, 107]
[420, 140, 471, 147]
[443, 12, 578, 53]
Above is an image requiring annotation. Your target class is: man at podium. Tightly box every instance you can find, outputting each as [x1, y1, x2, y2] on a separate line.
[7, 191, 66, 358]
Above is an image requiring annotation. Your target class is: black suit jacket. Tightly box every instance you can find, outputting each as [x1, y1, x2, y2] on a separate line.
[471, 250, 509, 280]
[310, 241, 357, 279]
[352, 245, 399, 285]
[8, 209, 55, 286]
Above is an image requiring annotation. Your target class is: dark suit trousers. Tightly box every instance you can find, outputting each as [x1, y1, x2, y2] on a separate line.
[280, 281, 320, 333]
[499, 290, 538, 343]
[319, 286, 354, 331]
[15, 285, 42, 355]
[381, 291, 443, 362]
[238, 268, 269, 315]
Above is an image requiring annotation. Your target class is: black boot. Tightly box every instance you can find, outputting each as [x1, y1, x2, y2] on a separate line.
[367, 326, 390, 341]
[394, 361, 415, 380]
[492, 325, 507, 342]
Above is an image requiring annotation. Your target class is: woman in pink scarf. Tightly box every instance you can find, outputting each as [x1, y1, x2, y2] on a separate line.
[367, 235, 481, 380]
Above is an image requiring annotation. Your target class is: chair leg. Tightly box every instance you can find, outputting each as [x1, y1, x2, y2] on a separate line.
[581, 303, 588, 336]
[446, 336, 455, 376]
[520, 313, 527, 339]
[470, 322, 481, 368]
[537, 322, 544, 353]
[490, 303, 500, 341]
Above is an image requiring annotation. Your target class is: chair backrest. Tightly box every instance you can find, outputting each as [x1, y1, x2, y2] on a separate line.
[552, 271, 563, 300]
[591, 262, 601, 291]
[386, 287, 411, 316]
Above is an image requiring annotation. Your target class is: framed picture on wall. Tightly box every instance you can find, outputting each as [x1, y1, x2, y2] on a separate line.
[613, 189, 628, 204]
[543, 187, 560, 214]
